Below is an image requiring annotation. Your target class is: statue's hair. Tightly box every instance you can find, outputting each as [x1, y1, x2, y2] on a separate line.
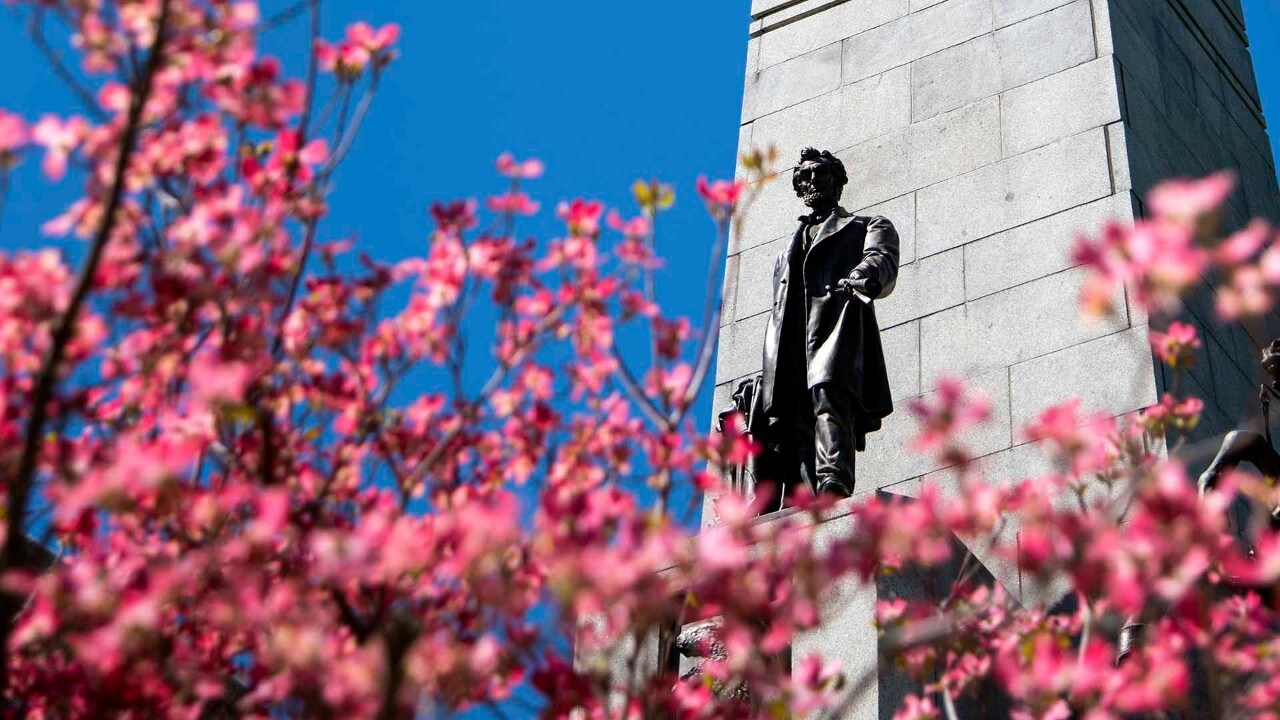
[792, 146, 848, 200]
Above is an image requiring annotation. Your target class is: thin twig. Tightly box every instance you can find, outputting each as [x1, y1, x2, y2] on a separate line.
[27, 10, 109, 122]
[1, 0, 172, 676]
[402, 305, 569, 489]
[677, 216, 731, 419]
[608, 348, 669, 430]
[319, 68, 381, 181]
[261, 0, 309, 30]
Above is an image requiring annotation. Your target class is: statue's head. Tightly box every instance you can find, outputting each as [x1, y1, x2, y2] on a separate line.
[792, 147, 847, 211]
[1263, 339, 1280, 384]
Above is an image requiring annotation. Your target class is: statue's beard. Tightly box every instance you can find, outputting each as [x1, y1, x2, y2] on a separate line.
[801, 187, 833, 208]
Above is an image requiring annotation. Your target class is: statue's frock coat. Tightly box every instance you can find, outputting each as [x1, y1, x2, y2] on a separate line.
[760, 207, 901, 438]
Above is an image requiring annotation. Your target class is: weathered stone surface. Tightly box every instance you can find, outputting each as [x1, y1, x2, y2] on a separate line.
[910, 5, 1098, 123]
[792, 513, 880, 720]
[730, 170, 799, 255]
[1109, 3, 1163, 95]
[757, 0, 908, 69]
[916, 128, 1111, 257]
[742, 42, 842, 122]
[720, 254, 740, 327]
[750, 66, 911, 164]
[734, 122, 754, 180]
[1009, 325, 1158, 428]
[744, 35, 761, 78]
[836, 65, 913, 150]
[841, 0, 993, 85]
[858, 367, 1013, 488]
[1090, 0, 1114, 54]
[750, 0, 805, 20]
[750, 91, 842, 175]
[1000, 56, 1121, 156]
[841, 96, 1001, 210]
[962, 193, 1133, 301]
[993, 0, 1095, 88]
[919, 267, 1129, 384]
[1106, 123, 1132, 193]
[881, 320, 922, 400]
[715, 311, 767, 385]
[910, 35, 1001, 121]
[733, 236, 785, 321]
[994, 0, 1075, 28]
[877, 247, 964, 328]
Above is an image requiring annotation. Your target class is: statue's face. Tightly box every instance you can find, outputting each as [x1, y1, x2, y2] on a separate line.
[795, 160, 838, 209]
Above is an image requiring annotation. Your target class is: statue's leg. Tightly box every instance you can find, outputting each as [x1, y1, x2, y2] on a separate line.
[756, 420, 800, 514]
[794, 394, 818, 501]
[811, 383, 855, 497]
[1197, 431, 1280, 495]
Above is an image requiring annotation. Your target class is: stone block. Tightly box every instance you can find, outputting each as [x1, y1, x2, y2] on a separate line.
[1090, 0, 1113, 55]
[751, 0, 806, 19]
[837, 65, 913, 150]
[793, 521, 880, 720]
[751, 91, 843, 175]
[963, 193, 1132, 301]
[745, 35, 761, 78]
[913, 444, 1056, 600]
[715, 312, 768, 385]
[1155, 26, 1196, 101]
[1110, 10, 1167, 115]
[994, 0, 1095, 89]
[734, 236, 785, 321]
[1222, 83, 1271, 159]
[720, 254, 740, 327]
[842, 96, 1001, 210]
[711, 380, 735, 429]
[858, 367, 1013, 488]
[857, 193, 917, 265]
[841, 0, 993, 85]
[1192, 58, 1227, 117]
[1162, 0, 1256, 92]
[1009, 325, 1158, 428]
[877, 247, 964, 328]
[919, 266, 1129, 384]
[758, 0, 908, 69]
[734, 122, 754, 180]
[750, 66, 911, 164]
[916, 128, 1112, 257]
[910, 35, 1001, 122]
[881, 320, 922, 400]
[994, 0, 1075, 28]
[731, 172, 799, 256]
[742, 42, 842, 123]
[1106, 123, 1132, 194]
[1000, 56, 1122, 157]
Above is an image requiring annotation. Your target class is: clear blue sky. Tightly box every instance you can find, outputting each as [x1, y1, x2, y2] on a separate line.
[0, 0, 1278, 436]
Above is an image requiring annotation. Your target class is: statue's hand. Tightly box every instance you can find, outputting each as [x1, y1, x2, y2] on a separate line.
[833, 278, 860, 296]
[837, 270, 880, 298]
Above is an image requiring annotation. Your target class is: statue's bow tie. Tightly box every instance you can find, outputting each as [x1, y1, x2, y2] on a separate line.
[799, 210, 833, 225]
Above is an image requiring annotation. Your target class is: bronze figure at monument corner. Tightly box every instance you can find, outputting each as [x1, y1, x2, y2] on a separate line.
[720, 147, 900, 513]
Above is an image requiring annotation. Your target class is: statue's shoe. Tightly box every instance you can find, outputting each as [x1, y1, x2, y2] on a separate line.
[815, 478, 852, 499]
